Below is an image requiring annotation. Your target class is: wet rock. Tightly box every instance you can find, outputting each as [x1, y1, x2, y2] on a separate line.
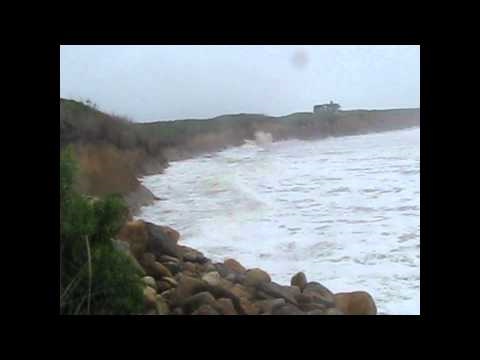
[192, 304, 220, 315]
[162, 276, 179, 287]
[325, 308, 344, 315]
[204, 262, 217, 273]
[143, 286, 157, 308]
[243, 268, 271, 287]
[255, 299, 286, 314]
[298, 302, 328, 312]
[295, 293, 313, 304]
[291, 272, 307, 290]
[225, 273, 237, 282]
[239, 298, 260, 315]
[256, 282, 299, 305]
[182, 270, 199, 278]
[170, 275, 208, 306]
[303, 282, 336, 307]
[182, 262, 197, 273]
[162, 261, 182, 275]
[255, 290, 276, 300]
[214, 263, 232, 278]
[218, 278, 235, 290]
[202, 271, 222, 287]
[155, 295, 170, 315]
[158, 255, 180, 264]
[271, 303, 305, 315]
[230, 284, 255, 300]
[147, 261, 173, 279]
[216, 298, 237, 315]
[159, 226, 180, 242]
[334, 291, 377, 315]
[156, 280, 173, 293]
[224, 258, 247, 274]
[145, 222, 180, 258]
[181, 247, 208, 263]
[182, 291, 218, 314]
[160, 288, 175, 302]
[142, 276, 157, 290]
[140, 252, 156, 268]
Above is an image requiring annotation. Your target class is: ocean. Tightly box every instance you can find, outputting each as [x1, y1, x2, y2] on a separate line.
[137, 127, 420, 315]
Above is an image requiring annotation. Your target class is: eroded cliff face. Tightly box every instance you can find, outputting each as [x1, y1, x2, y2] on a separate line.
[61, 98, 419, 215]
[69, 143, 160, 216]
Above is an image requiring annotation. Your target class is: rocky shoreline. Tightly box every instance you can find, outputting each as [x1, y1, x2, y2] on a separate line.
[114, 220, 378, 315]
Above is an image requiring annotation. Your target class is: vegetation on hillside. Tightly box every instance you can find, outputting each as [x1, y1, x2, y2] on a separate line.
[60, 146, 144, 314]
[60, 98, 419, 199]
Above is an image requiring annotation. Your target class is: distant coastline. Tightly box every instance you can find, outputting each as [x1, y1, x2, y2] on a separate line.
[60, 98, 419, 215]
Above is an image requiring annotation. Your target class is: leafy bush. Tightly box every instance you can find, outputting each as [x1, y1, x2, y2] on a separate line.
[60, 146, 144, 315]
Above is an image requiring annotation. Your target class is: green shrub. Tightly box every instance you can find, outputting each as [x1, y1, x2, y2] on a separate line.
[87, 242, 144, 315]
[60, 146, 144, 315]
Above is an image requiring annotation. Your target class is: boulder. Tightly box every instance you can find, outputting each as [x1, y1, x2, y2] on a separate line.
[334, 291, 377, 315]
[214, 263, 233, 278]
[182, 250, 208, 264]
[224, 258, 247, 274]
[216, 298, 237, 315]
[162, 277, 179, 287]
[192, 304, 220, 315]
[162, 261, 182, 275]
[146, 261, 173, 279]
[140, 252, 156, 268]
[160, 288, 175, 302]
[182, 291, 218, 314]
[202, 284, 245, 315]
[255, 299, 286, 314]
[256, 282, 299, 305]
[170, 275, 208, 306]
[243, 268, 271, 287]
[158, 255, 181, 264]
[116, 220, 149, 260]
[230, 284, 255, 300]
[291, 272, 307, 290]
[159, 226, 180, 242]
[143, 286, 157, 308]
[226, 272, 246, 283]
[239, 298, 260, 315]
[325, 308, 344, 315]
[255, 290, 276, 301]
[145, 222, 180, 258]
[303, 282, 336, 307]
[182, 270, 199, 278]
[155, 295, 170, 315]
[295, 293, 313, 304]
[142, 276, 157, 290]
[271, 303, 305, 315]
[204, 262, 217, 273]
[202, 271, 222, 287]
[298, 302, 328, 312]
[182, 262, 197, 273]
[156, 280, 173, 293]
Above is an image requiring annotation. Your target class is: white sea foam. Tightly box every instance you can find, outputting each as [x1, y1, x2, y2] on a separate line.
[137, 127, 420, 315]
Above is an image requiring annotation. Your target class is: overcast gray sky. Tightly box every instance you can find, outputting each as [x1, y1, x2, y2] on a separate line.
[60, 45, 420, 122]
